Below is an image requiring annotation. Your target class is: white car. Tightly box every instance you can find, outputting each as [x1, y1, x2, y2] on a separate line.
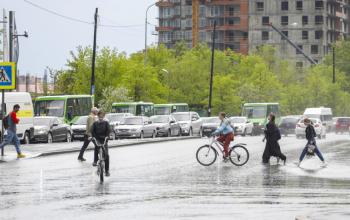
[230, 117, 253, 136]
[295, 118, 326, 139]
[171, 112, 202, 136]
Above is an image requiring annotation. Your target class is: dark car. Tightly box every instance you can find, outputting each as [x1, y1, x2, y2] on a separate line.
[71, 116, 88, 141]
[279, 116, 300, 136]
[200, 117, 220, 137]
[34, 116, 72, 143]
[334, 117, 350, 134]
[150, 115, 181, 137]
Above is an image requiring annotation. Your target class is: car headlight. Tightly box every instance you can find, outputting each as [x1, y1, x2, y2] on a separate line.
[38, 129, 47, 134]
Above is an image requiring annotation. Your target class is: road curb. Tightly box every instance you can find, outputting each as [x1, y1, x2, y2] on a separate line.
[38, 136, 200, 158]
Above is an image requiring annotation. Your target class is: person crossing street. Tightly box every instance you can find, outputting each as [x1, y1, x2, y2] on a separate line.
[0, 104, 25, 158]
[77, 107, 98, 162]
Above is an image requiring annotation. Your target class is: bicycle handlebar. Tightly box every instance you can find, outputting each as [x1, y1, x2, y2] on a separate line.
[91, 137, 109, 146]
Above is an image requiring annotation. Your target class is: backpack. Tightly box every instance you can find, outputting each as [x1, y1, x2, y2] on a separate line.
[2, 114, 9, 129]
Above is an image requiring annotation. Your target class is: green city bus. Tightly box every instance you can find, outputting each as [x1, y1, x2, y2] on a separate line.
[154, 103, 189, 115]
[111, 102, 154, 117]
[242, 103, 280, 135]
[34, 95, 93, 124]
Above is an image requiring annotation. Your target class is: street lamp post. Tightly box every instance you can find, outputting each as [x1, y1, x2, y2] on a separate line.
[208, 20, 217, 117]
[144, 3, 156, 66]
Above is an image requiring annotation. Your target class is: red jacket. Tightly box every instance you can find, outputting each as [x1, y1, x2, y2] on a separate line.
[10, 111, 20, 124]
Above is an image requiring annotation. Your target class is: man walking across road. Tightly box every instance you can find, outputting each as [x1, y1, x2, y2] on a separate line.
[77, 107, 98, 161]
[0, 104, 25, 158]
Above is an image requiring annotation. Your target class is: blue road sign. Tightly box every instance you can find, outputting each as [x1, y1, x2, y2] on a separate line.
[0, 62, 16, 90]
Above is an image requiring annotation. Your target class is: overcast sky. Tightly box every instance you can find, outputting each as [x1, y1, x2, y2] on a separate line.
[1, 0, 158, 76]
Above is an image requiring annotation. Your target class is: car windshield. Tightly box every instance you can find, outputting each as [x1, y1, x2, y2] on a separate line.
[122, 118, 143, 125]
[106, 114, 124, 122]
[34, 118, 53, 126]
[281, 118, 299, 123]
[172, 113, 190, 121]
[230, 118, 246, 123]
[338, 118, 350, 123]
[73, 116, 88, 125]
[150, 116, 169, 123]
[304, 114, 320, 119]
[203, 118, 220, 124]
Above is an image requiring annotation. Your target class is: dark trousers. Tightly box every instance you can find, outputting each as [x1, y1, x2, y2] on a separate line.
[78, 135, 96, 159]
[299, 141, 324, 162]
[94, 139, 109, 172]
[262, 141, 286, 163]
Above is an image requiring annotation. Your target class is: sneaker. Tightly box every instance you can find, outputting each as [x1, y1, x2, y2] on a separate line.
[321, 161, 328, 167]
[92, 162, 97, 167]
[78, 157, 86, 162]
[297, 161, 301, 167]
[223, 156, 229, 163]
[105, 172, 110, 177]
[17, 153, 26, 159]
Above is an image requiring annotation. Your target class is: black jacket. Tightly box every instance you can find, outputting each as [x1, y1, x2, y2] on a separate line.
[92, 120, 111, 141]
[305, 124, 316, 142]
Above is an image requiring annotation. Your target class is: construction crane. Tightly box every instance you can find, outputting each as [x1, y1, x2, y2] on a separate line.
[192, 0, 199, 47]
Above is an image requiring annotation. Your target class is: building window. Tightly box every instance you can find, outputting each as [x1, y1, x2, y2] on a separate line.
[302, 31, 309, 40]
[262, 31, 269, 40]
[281, 16, 288, 25]
[315, 1, 324, 10]
[296, 1, 303, 10]
[302, 16, 308, 25]
[311, 45, 319, 54]
[315, 30, 323, 39]
[296, 45, 303, 54]
[296, 62, 303, 68]
[281, 31, 288, 40]
[262, 16, 270, 25]
[315, 15, 324, 25]
[281, 1, 289, 11]
[228, 17, 240, 25]
[256, 2, 264, 11]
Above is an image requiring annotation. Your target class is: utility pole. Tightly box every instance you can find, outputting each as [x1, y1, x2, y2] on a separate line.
[90, 8, 98, 97]
[144, 3, 155, 66]
[332, 45, 335, 83]
[208, 20, 216, 117]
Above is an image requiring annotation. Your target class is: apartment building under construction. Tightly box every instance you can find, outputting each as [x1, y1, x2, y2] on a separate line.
[156, 0, 249, 54]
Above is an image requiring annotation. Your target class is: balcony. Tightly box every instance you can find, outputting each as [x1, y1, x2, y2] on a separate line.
[156, 0, 175, 7]
[156, 26, 175, 31]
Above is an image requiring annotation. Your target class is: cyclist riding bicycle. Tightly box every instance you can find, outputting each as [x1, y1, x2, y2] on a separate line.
[92, 111, 111, 177]
[211, 112, 234, 161]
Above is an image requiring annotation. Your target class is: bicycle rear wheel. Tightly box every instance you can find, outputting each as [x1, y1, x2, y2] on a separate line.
[196, 145, 217, 166]
[229, 145, 249, 166]
[98, 148, 104, 183]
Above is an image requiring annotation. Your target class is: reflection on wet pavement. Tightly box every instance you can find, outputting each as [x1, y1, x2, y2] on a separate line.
[1, 136, 350, 220]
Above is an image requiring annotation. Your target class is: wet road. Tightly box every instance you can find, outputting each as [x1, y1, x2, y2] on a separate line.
[1, 134, 350, 220]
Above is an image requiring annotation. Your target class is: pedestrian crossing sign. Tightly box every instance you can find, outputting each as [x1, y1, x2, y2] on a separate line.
[0, 62, 16, 90]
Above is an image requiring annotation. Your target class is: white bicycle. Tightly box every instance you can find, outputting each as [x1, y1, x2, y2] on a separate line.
[196, 137, 249, 166]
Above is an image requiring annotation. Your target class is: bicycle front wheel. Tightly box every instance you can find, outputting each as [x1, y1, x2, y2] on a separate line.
[229, 145, 249, 166]
[196, 145, 217, 166]
[98, 148, 104, 183]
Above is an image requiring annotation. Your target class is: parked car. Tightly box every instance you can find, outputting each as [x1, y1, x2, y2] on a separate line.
[71, 115, 88, 141]
[150, 115, 181, 137]
[333, 117, 350, 134]
[279, 116, 301, 136]
[230, 116, 253, 136]
[200, 117, 221, 137]
[33, 116, 72, 143]
[114, 116, 156, 139]
[106, 113, 133, 139]
[171, 112, 203, 136]
[295, 118, 326, 139]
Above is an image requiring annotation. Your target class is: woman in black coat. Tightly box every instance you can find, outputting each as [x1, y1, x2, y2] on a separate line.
[262, 113, 287, 164]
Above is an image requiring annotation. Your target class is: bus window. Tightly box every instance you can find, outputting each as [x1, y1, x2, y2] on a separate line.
[267, 105, 279, 117]
[137, 105, 153, 117]
[155, 107, 170, 115]
[243, 106, 266, 119]
[35, 100, 65, 117]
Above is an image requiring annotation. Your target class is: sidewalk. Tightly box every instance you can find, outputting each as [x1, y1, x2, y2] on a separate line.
[0, 136, 199, 162]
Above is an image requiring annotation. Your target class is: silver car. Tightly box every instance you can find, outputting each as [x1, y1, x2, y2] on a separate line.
[115, 116, 156, 139]
[150, 115, 181, 137]
[171, 112, 203, 136]
[106, 113, 133, 139]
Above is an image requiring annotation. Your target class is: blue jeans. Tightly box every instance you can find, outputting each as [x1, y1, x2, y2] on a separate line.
[0, 130, 21, 154]
[299, 141, 324, 162]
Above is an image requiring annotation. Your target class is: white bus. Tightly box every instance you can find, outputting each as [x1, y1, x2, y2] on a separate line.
[0, 92, 34, 144]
